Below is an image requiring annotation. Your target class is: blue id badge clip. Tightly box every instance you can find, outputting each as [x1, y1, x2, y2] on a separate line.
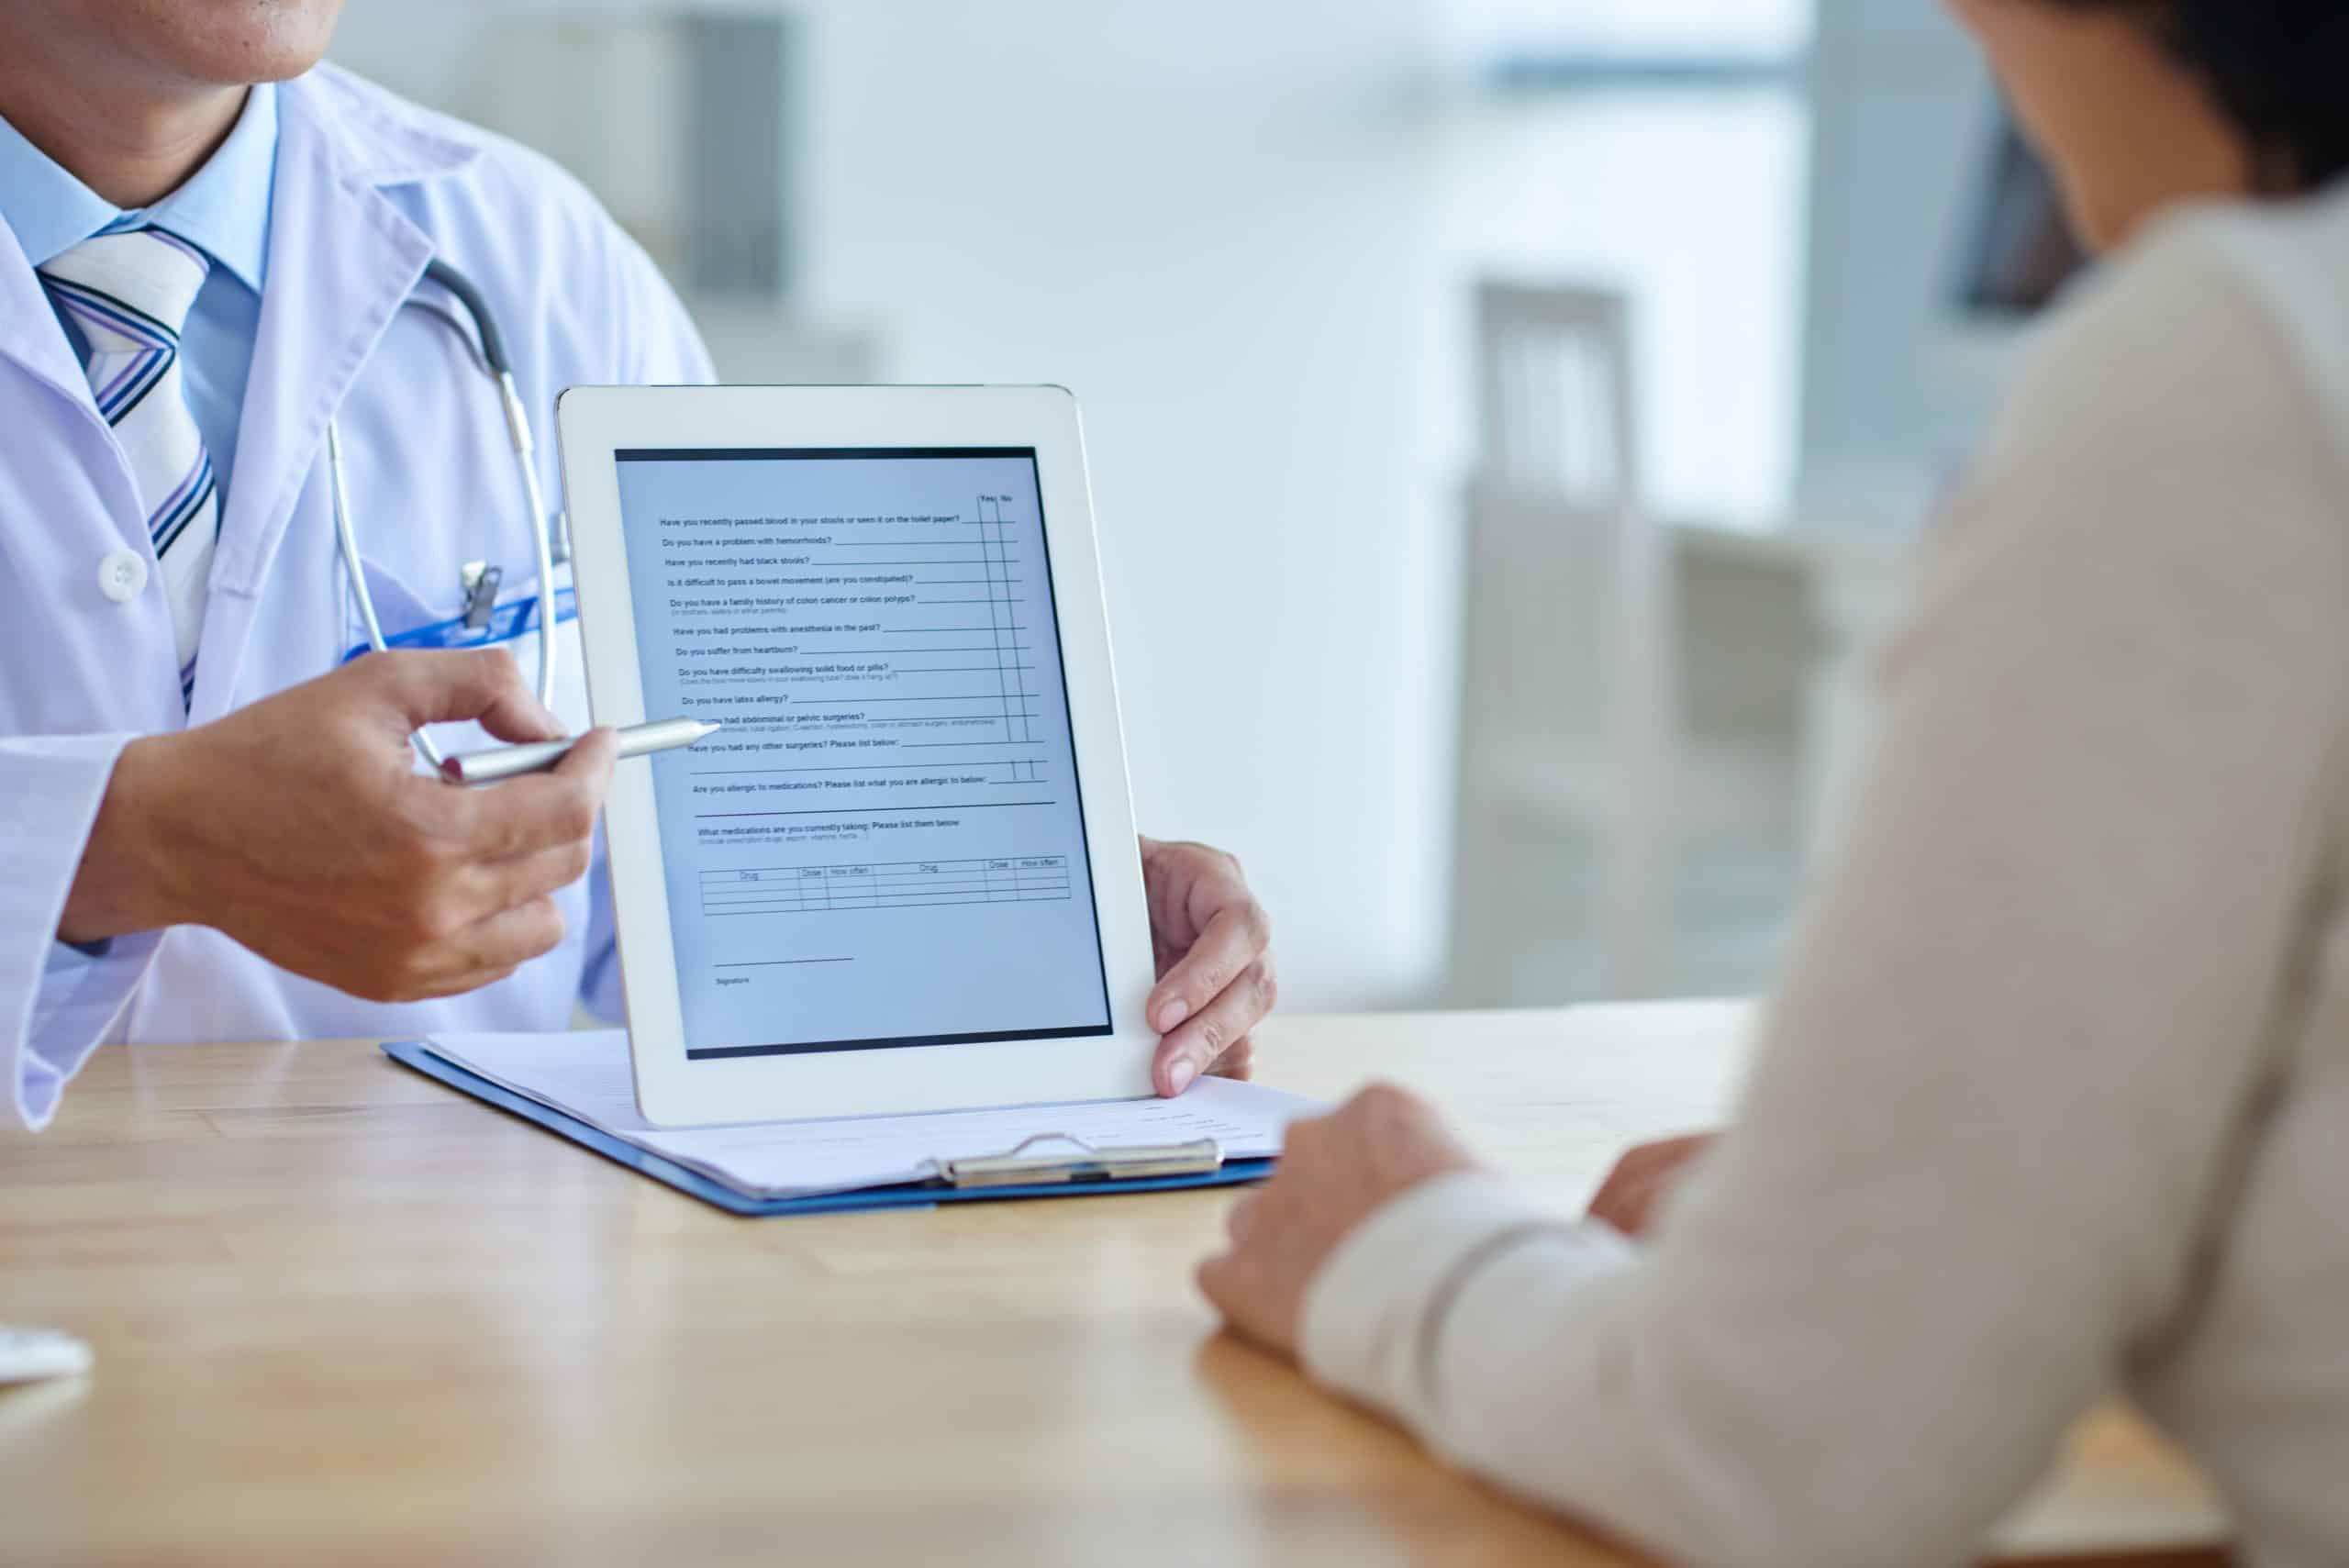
[340, 584, 577, 664]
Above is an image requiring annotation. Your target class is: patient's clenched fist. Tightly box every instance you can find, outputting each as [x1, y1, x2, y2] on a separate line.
[1197, 1082, 1481, 1359]
[1586, 1132, 1717, 1239]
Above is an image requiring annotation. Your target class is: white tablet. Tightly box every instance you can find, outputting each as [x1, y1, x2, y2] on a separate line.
[556, 385, 1156, 1127]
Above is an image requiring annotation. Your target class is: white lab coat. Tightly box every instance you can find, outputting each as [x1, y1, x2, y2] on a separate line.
[0, 67, 714, 1128]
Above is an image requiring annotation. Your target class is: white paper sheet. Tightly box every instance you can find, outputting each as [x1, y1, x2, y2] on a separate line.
[421, 1030, 1319, 1200]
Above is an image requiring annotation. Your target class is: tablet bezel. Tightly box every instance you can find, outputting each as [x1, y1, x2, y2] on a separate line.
[556, 385, 1157, 1127]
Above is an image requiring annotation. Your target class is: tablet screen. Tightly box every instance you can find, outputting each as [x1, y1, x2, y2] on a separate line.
[611, 448, 1114, 1059]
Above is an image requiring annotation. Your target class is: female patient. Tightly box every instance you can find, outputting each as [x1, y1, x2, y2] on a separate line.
[1200, 3, 2349, 1564]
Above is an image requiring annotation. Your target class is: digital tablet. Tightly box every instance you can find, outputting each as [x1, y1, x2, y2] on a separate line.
[556, 385, 1156, 1127]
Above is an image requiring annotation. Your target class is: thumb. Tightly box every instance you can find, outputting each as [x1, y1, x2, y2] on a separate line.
[369, 649, 564, 743]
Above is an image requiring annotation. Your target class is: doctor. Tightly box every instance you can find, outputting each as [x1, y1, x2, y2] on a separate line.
[0, 1, 1275, 1131]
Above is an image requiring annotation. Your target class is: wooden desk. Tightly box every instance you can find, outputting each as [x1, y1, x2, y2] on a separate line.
[0, 1004, 2230, 1566]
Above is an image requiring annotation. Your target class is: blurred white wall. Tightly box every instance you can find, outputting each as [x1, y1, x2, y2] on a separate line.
[795, 5, 1450, 1011]
[331, 1, 1454, 1011]
[1427, 92, 1809, 528]
[325, 0, 1998, 1015]
[1801, 0, 1998, 504]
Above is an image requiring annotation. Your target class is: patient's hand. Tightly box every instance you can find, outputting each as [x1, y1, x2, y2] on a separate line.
[1586, 1132, 1718, 1238]
[1197, 1083, 1481, 1358]
[1141, 837, 1275, 1096]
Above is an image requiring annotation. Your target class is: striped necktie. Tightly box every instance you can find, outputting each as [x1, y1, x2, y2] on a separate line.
[39, 227, 219, 706]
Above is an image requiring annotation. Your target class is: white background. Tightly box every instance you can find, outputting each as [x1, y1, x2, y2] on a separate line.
[332, 0, 1995, 1011]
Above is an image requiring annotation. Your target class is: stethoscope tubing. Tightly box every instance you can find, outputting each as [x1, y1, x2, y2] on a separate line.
[328, 258, 558, 769]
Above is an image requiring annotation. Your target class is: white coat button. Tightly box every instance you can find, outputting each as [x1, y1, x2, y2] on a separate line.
[98, 549, 149, 603]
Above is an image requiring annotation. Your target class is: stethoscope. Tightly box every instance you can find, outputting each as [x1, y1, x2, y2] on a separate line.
[325, 258, 557, 770]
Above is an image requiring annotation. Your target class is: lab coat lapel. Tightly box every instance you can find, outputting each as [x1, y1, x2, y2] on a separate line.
[194, 72, 463, 716]
[0, 217, 141, 521]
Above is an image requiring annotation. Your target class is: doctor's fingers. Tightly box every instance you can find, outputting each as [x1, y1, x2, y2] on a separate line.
[397, 962, 525, 1003]
[360, 901, 559, 1003]
[1153, 959, 1276, 1096]
[458, 837, 598, 922]
[438, 731, 618, 860]
[364, 648, 563, 742]
[422, 896, 569, 989]
[1149, 899, 1274, 1035]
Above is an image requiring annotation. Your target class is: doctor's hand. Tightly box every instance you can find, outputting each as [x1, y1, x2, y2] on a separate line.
[1141, 837, 1275, 1096]
[63, 650, 617, 1003]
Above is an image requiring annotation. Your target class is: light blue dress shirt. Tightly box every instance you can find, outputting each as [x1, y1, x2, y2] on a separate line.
[0, 85, 277, 504]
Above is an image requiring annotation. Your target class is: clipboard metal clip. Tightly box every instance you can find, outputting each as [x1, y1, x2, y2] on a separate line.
[940, 1131, 1225, 1189]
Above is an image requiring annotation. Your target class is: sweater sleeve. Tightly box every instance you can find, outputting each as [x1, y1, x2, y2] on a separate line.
[1299, 223, 2349, 1567]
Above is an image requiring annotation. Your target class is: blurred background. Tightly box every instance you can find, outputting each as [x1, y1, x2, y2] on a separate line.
[331, 0, 2077, 1014]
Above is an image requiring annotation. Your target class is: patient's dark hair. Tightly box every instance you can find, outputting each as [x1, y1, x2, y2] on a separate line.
[2050, 1, 2349, 190]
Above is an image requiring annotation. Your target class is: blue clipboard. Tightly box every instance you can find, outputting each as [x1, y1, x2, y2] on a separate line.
[383, 1040, 1276, 1218]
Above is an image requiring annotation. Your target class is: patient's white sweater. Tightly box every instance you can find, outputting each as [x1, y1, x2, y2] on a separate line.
[1303, 185, 2349, 1568]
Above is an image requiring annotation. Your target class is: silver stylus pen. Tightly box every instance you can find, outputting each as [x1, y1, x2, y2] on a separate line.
[440, 717, 720, 785]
